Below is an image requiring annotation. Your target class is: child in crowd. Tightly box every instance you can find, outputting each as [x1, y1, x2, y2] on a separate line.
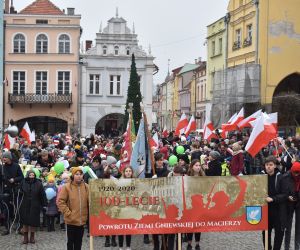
[45, 176, 58, 232]
[118, 166, 134, 250]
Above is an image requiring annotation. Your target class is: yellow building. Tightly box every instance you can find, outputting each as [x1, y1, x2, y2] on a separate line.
[227, 0, 258, 67]
[258, 0, 300, 129]
[226, 0, 300, 129]
[207, 17, 227, 127]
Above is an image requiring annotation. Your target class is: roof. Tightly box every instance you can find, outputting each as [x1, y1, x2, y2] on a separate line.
[19, 0, 64, 15]
[178, 63, 200, 75]
[108, 17, 127, 23]
[172, 66, 183, 75]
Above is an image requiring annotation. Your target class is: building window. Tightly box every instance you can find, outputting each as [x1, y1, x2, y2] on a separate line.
[13, 34, 25, 53]
[114, 46, 119, 55]
[36, 19, 48, 24]
[89, 74, 100, 94]
[204, 83, 206, 100]
[36, 71, 47, 95]
[36, 34, 48, 53]
[212, 41, 215, 56]
[197, 85, 200, 102]
[200, 86, 203, 101]
[109, 75, 121, 95]
[247, 24, 252, 41]
[58, 71, 70, 95]
[219, 38, 223, 54]
[13, 71, 25, 95]
[233, 29, 241, 50]
[126, 47, 130, 55]
[103, 45, 107, 55]
[58, 34, 70, 53]
[236, 29, 241, 44]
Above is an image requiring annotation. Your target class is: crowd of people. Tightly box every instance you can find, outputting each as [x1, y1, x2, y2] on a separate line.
[0, 130, 299, 250]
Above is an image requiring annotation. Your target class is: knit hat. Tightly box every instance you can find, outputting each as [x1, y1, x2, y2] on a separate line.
[107, 156, 117, 166]
[209, 151, 220, 160]
[178, 154, 190, 165]
[71, 167, 83, 176]
[47, 176, 55, 183]
[291, 162, 300, 192]
[75, 149, 84, 158]
[3, 151, 12, 160]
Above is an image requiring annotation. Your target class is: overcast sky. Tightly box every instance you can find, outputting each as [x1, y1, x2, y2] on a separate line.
[13, 0, 229, 85]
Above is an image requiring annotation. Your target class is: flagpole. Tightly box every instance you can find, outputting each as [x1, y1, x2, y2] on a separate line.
[142, 107, 156, 176]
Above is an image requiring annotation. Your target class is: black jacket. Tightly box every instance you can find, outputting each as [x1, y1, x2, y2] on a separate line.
[206, 159, 222, 176]
[84, 166, 104, 183]
[155, 163, 170, 178]
[0, 162, 24, 193]
[19, 178, 47, 227]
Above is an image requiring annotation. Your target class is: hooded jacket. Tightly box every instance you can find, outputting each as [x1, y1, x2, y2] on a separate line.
[57, 181, 89, 226]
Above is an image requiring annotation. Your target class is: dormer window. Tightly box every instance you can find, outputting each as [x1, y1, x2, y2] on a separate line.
[103, 45, 107, 55]
[114, 46, 119, 55]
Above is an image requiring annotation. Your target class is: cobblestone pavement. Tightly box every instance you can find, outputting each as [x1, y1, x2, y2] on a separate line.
[0, 224, 295, 250]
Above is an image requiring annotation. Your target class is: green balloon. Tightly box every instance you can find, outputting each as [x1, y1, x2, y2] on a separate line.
[83, 166, 90, 174]
[168, 155, 178, 166]
[32, 168, 41, 178]
[54, 162, 65, 175]
[176, 146, 185, 155]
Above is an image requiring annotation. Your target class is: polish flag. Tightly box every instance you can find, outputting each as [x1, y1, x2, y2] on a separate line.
[185, 115, 196, 137]
[203, 117, 217, 141]
[20, 122, 32, 144]
[245, 115, 277, 157]
[149, 132, 159, 148]
[221, 113, 237, 138]
[30, 130, 36, 143]
[267, 112, 278, 133]
[237, 110, 262, 129]
[175, 113, 189, 136]
[4, 134, 15, 149]
[221, 108, 244, 137]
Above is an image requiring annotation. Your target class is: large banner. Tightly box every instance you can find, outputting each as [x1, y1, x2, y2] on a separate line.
[89, 175, 268, 236]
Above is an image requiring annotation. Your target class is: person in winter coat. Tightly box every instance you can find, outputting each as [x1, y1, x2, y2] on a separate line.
[57, 167, 89, 250]
[0, 151, 24, 235]
[37, 150, 54, 170]
[19, 170, 46, 244]
[205, 151, 222, 176]
[44, 176, 58, 232]
[68, 150, 85, 169]
[281, 161, 300, 250]
[262, 156, 285, 250]
[186, 159, 205, 250]
[230, 142, 244, 176]
[84, 156, 103, 183]
[152, 153, 170, 250]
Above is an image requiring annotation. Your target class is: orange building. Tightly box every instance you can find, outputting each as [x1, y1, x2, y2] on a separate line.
[4, 0, 81, 134]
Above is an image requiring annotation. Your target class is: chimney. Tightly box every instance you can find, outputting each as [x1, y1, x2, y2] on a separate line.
[67, 8, 75, 15]
[5, 0, 9, 14]
[85, 40, 93, 51]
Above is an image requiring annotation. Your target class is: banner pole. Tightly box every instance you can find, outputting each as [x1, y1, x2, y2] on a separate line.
[178, 233, 182, 250]
[90, 235, 94, 250]
[264, 230, 268, 250]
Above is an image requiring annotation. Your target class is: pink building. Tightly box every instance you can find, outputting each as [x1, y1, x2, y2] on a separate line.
[4, 0, 81, 135]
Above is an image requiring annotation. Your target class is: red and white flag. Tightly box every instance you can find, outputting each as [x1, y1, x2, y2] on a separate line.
[20, 122, 32, 144]
[30, 130, 36, 143]
[267, 112, 278, 133]
[245, 115, 277, 157]
[149, 132, 159, 149]
[4, 134, 15, 149]
[221, 107, 244, 137]
[237, 109, 262, 129]
[175, 113, 189, 136]
[221, 113, 236, 138]
[203, 117, 217, 141]
[184, 115, 196, 137]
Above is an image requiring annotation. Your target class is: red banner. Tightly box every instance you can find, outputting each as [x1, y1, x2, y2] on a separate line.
[89, 176, 268, 236]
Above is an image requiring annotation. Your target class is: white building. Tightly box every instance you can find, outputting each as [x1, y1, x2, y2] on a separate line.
[80, 11, 155, 136]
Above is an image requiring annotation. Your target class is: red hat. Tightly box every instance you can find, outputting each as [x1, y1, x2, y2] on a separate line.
[291, 162, 300, 173]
